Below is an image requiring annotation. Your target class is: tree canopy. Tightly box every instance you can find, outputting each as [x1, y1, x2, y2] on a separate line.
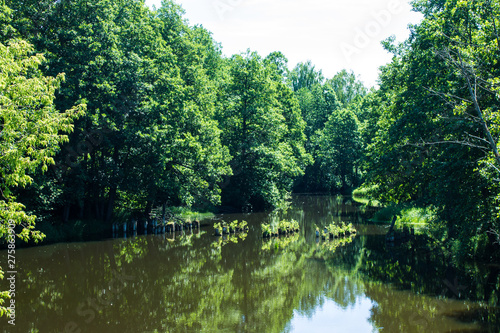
[0, 0, 498, 264]
[363, 0, 500, 255]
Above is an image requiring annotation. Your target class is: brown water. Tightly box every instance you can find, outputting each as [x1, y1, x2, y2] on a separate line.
[0, 195, 499, 332]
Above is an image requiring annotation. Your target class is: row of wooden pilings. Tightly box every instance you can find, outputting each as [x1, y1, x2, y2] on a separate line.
[112, 219, 201, 237]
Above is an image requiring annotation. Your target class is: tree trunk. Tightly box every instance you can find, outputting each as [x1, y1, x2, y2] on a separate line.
[456, 50, 500, 166]
[63, 204, 70, 223]
[105, 145, 120, 222]
[144, 200, 153, 219]
[162, 202, 166, 225]
[79, 200, 85, 219]
[388, 216, 397, 234]
[106, 185, 117, 222]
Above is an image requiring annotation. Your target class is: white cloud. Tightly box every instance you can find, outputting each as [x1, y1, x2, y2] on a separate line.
[145, 0, 423, 87]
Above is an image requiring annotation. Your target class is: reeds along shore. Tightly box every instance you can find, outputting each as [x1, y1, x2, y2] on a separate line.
[314, 222, 356, 240]
[213, 220, 249, 236]
[261, 219, 300, 238]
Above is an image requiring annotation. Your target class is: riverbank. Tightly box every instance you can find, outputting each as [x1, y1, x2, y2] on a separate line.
[3, 206, 215, 248]
[352, 186, 500, 262]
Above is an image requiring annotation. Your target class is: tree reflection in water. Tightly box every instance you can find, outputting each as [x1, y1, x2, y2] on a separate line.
[2, 195, 499, 332]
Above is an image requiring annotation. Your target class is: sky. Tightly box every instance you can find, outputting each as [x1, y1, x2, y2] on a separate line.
[144, 0, 423, 88]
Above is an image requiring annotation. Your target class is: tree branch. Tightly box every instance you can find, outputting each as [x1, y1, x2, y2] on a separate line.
[423, 86, 472, 105]
[488, 228, 500, 245]
[403, 138, 490, 152]
[456, 51, 500, 165]
[467, 132, 494, 146]
[486, 162, 500, 178]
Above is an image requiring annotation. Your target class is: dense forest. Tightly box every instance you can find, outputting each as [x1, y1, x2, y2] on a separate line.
[0, 0, 499, 262]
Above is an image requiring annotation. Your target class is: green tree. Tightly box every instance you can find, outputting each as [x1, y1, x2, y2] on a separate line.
[0, 38, 83, 315]
[288, 60, 324, 92]
[365, 0, 500, 256]
[327, 69, 367, 107]
[217, 51, 309, 210]
[293, 69, 366, 193]
[9, 0, 232, 223]
[297, 83, 342, 140]
[314, 108, 363, 192]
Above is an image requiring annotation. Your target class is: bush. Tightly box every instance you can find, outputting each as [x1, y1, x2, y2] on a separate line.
[451, 232, 493, 261]
[396, 206, 437, 226]
[352, 185, 382, 207]
[36, 221, 64, 243]
[36, 219, 111, 244]
[370, 205, 402, 223]
[352, 184, 379, 197]
[167, 206, 214, 221]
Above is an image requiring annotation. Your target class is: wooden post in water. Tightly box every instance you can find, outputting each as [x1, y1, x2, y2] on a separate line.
[386, 216, 397, 242]
[162, 202, 166, 227]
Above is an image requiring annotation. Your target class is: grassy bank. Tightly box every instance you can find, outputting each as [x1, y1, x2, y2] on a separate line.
[352, 185, 382, 207]
[353, 185, 436, 234]
[352, 185, 499, 261]
[166, 207, 214, 221]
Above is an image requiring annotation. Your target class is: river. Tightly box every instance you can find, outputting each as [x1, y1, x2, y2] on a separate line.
[1, 195, 499, 332]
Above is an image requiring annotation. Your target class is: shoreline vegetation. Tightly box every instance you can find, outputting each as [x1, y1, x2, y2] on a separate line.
[353, 185, 500, 261]
[21, 206, 215, 246]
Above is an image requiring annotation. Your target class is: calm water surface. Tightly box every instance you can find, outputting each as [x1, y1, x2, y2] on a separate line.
[1, 195, 499, 332]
